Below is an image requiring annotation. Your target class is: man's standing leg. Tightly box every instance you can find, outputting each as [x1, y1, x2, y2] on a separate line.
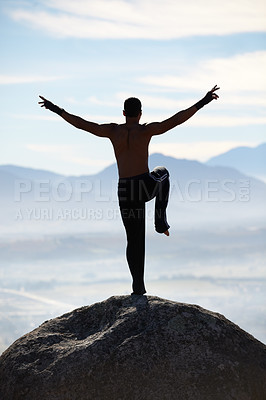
[119, 198, 146, 295]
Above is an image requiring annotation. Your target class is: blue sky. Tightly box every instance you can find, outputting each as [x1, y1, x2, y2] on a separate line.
[1, 0, 266, 175]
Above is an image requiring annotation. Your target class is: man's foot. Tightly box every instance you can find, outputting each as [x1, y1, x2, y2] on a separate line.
[131, 288, 146, 295]
[131, 292, 145, 296]
[164, 230, 169, 236]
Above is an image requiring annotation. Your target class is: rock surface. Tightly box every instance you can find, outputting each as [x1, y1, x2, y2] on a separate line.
[0, 295, 266, 400]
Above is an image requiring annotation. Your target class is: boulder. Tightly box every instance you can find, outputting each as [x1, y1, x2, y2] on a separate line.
[0, 295, 265, 400]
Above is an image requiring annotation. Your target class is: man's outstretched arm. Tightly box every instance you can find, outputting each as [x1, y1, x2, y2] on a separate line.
[38, 96, 115, 138]
[145, 85, 220, 136]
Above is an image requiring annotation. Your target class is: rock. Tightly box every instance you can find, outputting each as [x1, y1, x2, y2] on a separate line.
[0, 295, 265, 400]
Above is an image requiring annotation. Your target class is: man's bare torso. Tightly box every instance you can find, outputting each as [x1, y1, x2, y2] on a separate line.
[109, 123, 151, 178]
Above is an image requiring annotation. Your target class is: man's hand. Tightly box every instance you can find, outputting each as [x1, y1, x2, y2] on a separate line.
[195, 85, 220, 110]
[38, 96, 64, 116]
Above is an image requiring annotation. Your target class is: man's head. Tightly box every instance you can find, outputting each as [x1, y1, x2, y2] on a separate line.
[123, 97, 142, 118]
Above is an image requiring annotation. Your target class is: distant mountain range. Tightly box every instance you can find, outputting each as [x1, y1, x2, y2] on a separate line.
[1, 143, 265, 184]
[0, 152, 265, 234]
[1, 151, 265, 197]
[206, 143, 266, 181]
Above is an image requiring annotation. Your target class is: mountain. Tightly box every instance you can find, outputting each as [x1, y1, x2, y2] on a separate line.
[2, 153, 266, 204]
[1, 152, 265, 190]
[206, 143, 266, 181]
[0, 165, 64, 200]
[150, 153, 252, 181]
[0, 153, 265, 233]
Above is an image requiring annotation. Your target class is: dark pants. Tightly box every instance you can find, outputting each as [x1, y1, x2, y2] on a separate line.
[118, 166, 170, 295]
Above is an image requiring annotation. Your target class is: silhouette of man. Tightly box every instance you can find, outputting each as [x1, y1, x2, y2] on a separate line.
[39, 85, 219, 295]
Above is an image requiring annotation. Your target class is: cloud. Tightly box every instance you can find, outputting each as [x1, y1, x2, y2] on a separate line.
[8, 0, 266, 39]
[67, 92, 186, 111]
[20, 109, 266, 128]
[145, 113, 266, 127]
[149, 141, 263, 162]
[13, 114, 60, 121]
[60, 50, 266, 127]
[139, 51, 266, 93]
[138, 51, 266, 118]
[185, 114, 266, 127]
[26, 143, 112, 168]
[0, 75, 62, 85]
[25, 140, 263, 168]
[66, 96, 119, 108]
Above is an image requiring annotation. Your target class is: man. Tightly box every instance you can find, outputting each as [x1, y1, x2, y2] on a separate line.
[39, 85, 219, 295]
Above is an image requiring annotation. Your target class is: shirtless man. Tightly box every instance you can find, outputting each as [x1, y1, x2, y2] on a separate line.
[39, 85, 219, 294]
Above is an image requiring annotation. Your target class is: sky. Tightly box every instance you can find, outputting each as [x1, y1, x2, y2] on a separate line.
[1, 0, 266, 175]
